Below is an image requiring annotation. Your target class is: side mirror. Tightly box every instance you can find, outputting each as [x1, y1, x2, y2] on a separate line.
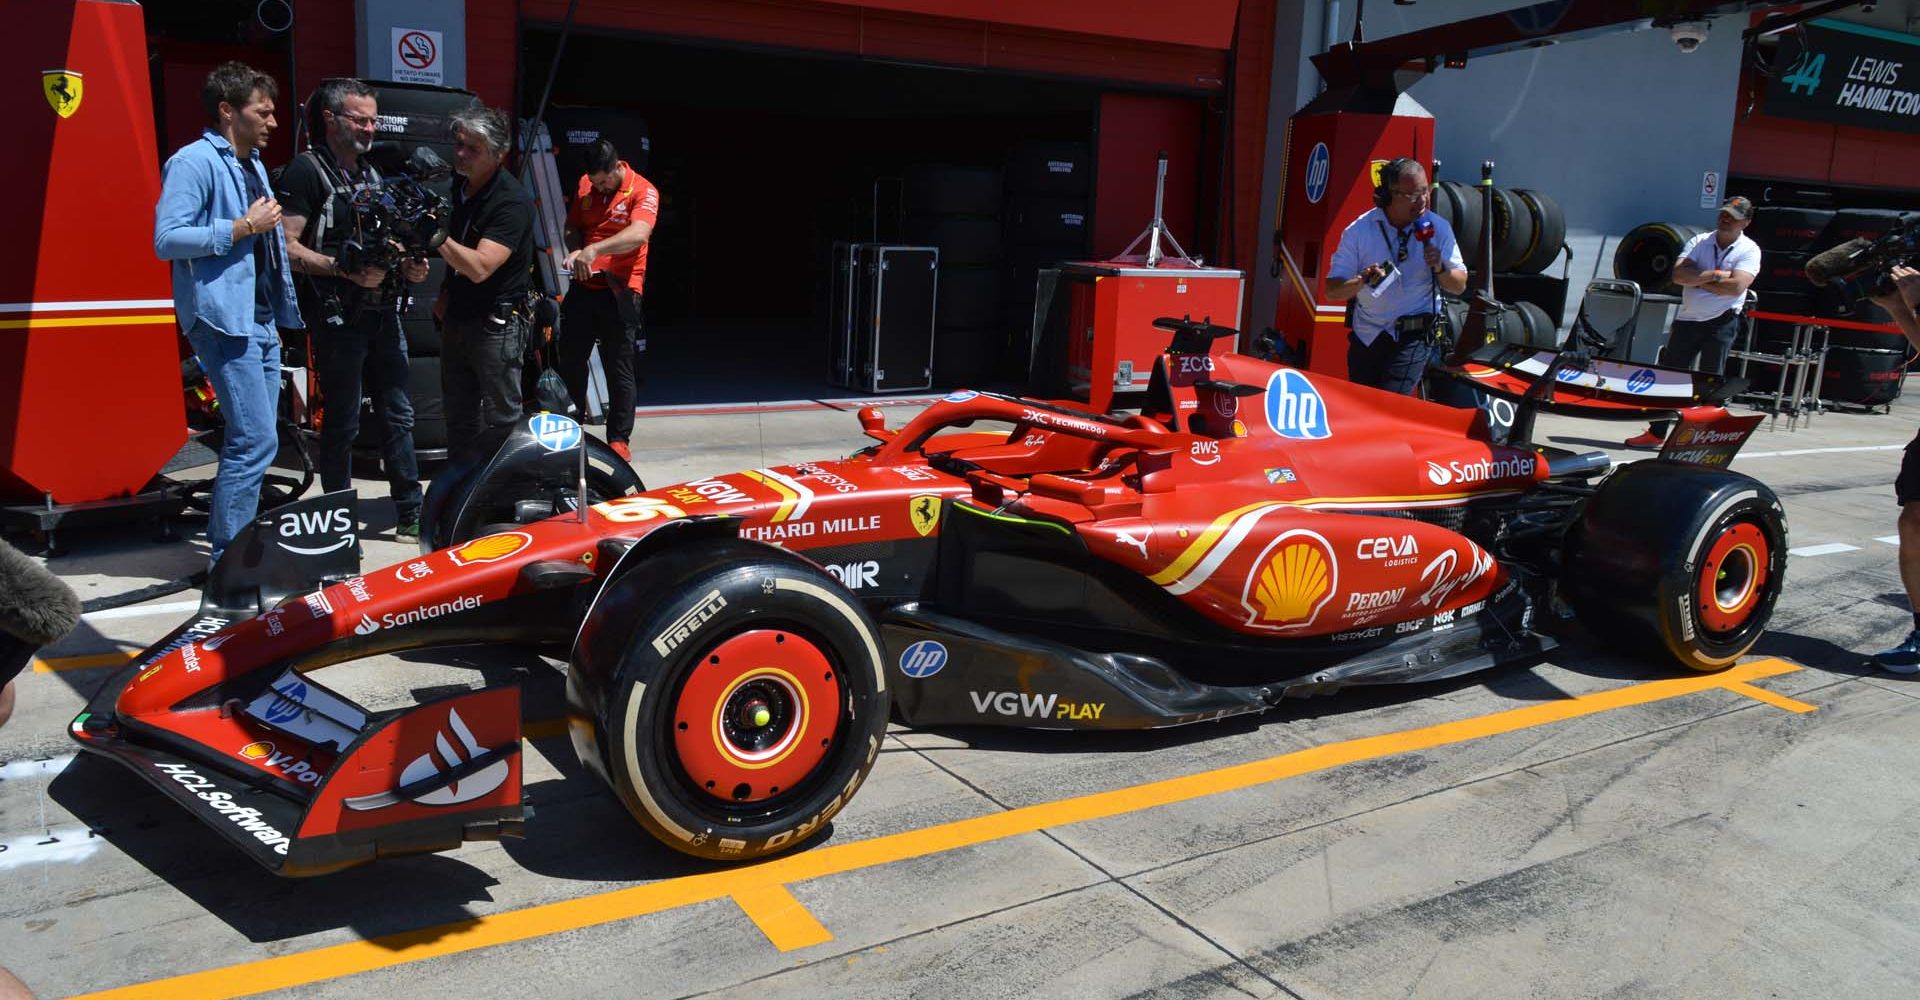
[857, 406, 890, 442]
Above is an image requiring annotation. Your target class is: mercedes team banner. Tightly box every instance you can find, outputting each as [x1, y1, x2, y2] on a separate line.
[1767, 18, 1920, 135]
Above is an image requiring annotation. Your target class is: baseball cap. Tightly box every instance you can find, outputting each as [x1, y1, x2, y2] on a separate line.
[1720, 196, 1754, 220]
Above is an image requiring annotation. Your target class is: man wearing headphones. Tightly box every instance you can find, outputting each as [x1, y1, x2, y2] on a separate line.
[1325, 158, 1467, 394]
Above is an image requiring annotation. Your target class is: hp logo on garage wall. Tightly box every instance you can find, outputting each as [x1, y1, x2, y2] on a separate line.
[898, 640, 947, 678]
[1304, 143, 1330, 204]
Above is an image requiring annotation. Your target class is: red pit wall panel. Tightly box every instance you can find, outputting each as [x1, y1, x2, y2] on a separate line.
[2, 0, 181, 503]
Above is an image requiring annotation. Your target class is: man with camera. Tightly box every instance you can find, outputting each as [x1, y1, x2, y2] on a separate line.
[154, 62, 302, 566]
[1864, 264, 1920, 673]
[433, 106, 536, 464]
[277, 79, 427, 537]
[1624, 196, 1761, 449]
[1325, 158, 1468, 395]
[559, 140, 658, 462]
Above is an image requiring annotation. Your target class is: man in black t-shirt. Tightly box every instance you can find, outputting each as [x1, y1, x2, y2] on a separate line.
[277, 78, 427, 535]
[434, 105, 536, 464]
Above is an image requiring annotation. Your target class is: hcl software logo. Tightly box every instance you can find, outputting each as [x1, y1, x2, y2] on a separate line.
[1265, 370, 1332, 440]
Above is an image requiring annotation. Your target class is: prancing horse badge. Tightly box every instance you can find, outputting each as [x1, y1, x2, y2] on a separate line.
[44, 70, 83, 118]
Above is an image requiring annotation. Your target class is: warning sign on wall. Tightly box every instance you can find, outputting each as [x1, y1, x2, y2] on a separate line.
[1700, 170, 1720, 210]
[391, 27, 443, 85]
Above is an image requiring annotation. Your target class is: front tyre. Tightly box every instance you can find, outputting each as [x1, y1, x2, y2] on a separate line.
[1565, 462, 1788, 672]
[573, 540, 888, 861]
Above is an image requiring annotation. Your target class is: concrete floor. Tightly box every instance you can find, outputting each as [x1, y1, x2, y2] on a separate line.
[3, 382, 1918, 1000]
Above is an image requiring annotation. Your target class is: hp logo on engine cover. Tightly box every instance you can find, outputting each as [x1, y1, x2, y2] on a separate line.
[1304, 143, 1330, 204]
[1266, 370, 1331, 440]
[898, 640, 948, 679]
[529, 412, 582, 452]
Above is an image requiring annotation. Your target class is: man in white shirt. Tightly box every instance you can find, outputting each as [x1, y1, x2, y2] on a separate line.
[1625, 196, 1761, 448]
[1325, 158, 1468, 394]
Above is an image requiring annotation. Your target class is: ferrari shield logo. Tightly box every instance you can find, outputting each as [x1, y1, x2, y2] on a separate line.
[43, 70, 82, 118]
[909, 494, 942, 537]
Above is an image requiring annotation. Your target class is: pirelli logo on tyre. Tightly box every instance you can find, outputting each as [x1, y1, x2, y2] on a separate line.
[653, 590, 728, 656]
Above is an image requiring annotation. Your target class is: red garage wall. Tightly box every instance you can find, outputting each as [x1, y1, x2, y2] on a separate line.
[1093, 94, 1204, 259]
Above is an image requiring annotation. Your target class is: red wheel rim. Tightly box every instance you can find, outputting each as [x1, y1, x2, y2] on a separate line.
[672, 628, 841, 804]
[1697, 522, 1768, 633]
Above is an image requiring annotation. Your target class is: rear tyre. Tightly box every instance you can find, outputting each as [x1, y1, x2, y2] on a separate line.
[573, 540, 889, 861]
[1565, 462, 1788, 671]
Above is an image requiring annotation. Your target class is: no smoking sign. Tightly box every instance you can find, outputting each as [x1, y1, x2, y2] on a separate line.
[391, 27, 444, 85]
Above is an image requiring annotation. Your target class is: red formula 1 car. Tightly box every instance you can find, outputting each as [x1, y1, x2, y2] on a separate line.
[70, 321, 1787, 875]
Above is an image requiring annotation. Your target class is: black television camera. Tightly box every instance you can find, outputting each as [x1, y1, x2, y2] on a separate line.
[1805, 213, 1920, 311]
[333, 145, 452, 275]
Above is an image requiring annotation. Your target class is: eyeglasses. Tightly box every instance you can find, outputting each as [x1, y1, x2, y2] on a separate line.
[1394, 187, 1432, 202]
[330, 111, 378, 128]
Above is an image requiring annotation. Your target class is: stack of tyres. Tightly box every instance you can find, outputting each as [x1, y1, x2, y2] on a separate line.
[1438, 181, 1568, 332]
[1613, 222, 1706, 296]
[904, 165, 1002, 387]
[1821, 345, 1909, 409]
[1002, 142, 1091, 382]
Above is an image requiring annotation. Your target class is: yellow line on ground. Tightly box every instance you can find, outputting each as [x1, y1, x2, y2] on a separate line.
[71, 658, 1801, 1000]
[730, 884, 833, 951]
[1723, 680, 1818, 714]
[33, 651, 137, 673]
[0, 314, 174, 329]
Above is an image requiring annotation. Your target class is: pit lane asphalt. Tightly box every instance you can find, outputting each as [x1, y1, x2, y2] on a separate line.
[4, 391, 1919, 1000]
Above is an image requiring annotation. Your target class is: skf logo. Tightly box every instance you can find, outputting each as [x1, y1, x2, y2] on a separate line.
[448, 531, 533, 565]
[909, 494, 942, 537]
[1246, 530, 1336, 629]
[1265, 370, 1331, 440]
[43, 70, 82, 118]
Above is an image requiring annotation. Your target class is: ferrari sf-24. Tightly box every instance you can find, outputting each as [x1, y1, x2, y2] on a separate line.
[71, 320, 1786, 875]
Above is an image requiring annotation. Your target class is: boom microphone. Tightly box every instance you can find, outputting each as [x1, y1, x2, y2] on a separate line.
[0, 538, 82, 646]
[1805, 238, 1874, 288]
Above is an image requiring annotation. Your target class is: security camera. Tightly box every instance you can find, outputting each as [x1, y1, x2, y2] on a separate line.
[1670, 18, 1710, 53]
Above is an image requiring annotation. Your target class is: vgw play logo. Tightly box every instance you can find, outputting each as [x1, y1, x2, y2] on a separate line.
[1265, 370, 1331, 440]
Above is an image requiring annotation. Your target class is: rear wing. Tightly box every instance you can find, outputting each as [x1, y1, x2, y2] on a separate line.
[1447, 343, 1746, 419]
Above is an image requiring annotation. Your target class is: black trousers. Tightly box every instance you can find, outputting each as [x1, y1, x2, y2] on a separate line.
[1347, 330, 1431, 395]
[558, 283, 641, 445]
[1651, 310, 1739, 435]
[311, 303, 421, 520]
[441, 310, 528, 464]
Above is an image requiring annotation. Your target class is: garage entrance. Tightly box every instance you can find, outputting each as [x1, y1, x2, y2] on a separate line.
[522, 29, 1207, 406]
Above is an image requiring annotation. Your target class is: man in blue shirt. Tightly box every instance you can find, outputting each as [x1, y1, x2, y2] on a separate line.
[1325, 158, 1468, 394]
[154, 62, 302, 565]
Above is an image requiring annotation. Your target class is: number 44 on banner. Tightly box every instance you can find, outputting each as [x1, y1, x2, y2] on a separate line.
[1700, 171, 1720, 210]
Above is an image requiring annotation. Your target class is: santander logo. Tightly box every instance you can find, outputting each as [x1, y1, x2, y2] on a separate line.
[1427, 461, 1453, 486]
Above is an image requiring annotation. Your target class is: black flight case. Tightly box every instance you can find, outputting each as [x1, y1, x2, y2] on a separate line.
[830, 242, 938, 393]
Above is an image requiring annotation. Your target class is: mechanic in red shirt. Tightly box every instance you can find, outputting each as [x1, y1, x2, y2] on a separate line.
[560, 140, 659, 461]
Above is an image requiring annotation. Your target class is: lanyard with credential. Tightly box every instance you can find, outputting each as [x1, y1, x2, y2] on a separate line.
[1376, 218, 1439, 313]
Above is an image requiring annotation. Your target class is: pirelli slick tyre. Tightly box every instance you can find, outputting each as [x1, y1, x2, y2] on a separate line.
[1564, 462, 1788, 672]
[569, 539, 888, 862]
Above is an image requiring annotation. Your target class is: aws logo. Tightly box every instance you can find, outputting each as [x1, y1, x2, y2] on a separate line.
[1242, 529, 1336, 631]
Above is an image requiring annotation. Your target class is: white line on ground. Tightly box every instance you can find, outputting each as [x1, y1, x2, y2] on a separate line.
[0, 824, 106, 870]
[1739, 444, 1904, 460]
[82, 600, 200, 623]
[1878, 536, 1902, 546]
[0, 755, 77, 781]
[1789, 543, 1863, 557]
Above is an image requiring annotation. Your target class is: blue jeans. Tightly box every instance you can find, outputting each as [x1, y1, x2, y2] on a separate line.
[312, 305, 421, 522]
[1650, 310, 1740, 436]
[185, 319, 281, 564]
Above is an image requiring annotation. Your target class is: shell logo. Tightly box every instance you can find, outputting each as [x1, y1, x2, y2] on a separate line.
[239, 740, 275, 761]
[1246, 530, 1337, 629]
[448, 531, 533, 566]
